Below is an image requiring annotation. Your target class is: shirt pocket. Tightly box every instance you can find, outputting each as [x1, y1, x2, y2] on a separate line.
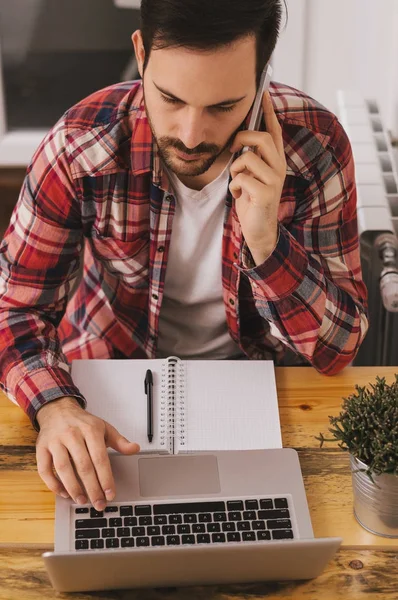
[90, 233, 149, 289]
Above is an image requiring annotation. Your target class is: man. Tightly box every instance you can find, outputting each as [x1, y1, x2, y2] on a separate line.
[0, 0, 368, 512]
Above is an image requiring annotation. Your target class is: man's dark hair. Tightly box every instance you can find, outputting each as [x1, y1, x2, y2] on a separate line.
[140, 0, 285, 85]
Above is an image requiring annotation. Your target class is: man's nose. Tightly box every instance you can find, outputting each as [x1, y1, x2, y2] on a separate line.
[178, 108, 207, 150]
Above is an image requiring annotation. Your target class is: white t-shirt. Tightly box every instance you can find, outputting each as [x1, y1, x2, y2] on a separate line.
[157, 158, 243, 359]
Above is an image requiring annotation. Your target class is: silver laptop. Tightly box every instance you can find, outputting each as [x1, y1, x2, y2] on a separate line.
[43, 448, 342, 592]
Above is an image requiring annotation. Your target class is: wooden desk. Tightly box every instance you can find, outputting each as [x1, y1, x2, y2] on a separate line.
[0, 366, 397, 599]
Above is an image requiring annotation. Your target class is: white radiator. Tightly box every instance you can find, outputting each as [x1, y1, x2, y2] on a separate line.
[337, 91, 398, 365]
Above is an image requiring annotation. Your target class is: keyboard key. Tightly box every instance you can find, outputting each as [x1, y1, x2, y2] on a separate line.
[243, 511, 257, 520]
[272, 529, 294, 540]
[109, 518, 122, 527]
[237, 522, 250, 531]
[124, 517, 138, 527]
[199, 513, 212, 523]
[135, 505, 152, 516]
[117, 527, 130, 537]
[169, 514, 183, 524]
[245, 500, 259, 510]
[197, 534, 211, 544]
[242, 531, 256, 541]
[131, 527, 145, 537]
[162, 525, 176, 535]
[75, 539, 89, 550]
[207, 523, 221, 533]
[154, 515, 167, 525]
[102, 528, 116, 538]
[75, 529, 100, 539]
[214, 512, 227, 522]
[120, 506, 133, 517]
[267, 519, 292, 530]
[251, 521, 266, 530]
[259, 499, 273, 510]
[227, 532, 241, 542]
[76, 518, 107, 529]
[75, 507, 89, 514]
[136, 536, 150, 546]
[121, 538, 135, 547]
[192, 524, 205, 533]
[151, 536, 165, 546]
[184, 514, 197, 524]
[222, 522, 236, 532]
[106, 538, 119, 548]
[182, 535, 195, 545]
[90, 508, 104, 518]
[275, 498, 288, 509]
[228, 511, 242, 521]
[257, 531, 271, 541]
[154, 501, 225, 515]
[90, 539, 105, 549]
[177, 524, 191, 534]
[139, 516, 153, 526]
[258, 509, 290, 520]
[167, 535, 180, 545]
[212, 533, 226, 543]
[147, 526, 161, 536]
[227, 500, 244, 511]
[105, 506, 118, 513]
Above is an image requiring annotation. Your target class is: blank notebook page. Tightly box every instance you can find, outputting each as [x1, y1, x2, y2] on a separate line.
[178, 360, 282, 453]
[71, 359, 165, 454]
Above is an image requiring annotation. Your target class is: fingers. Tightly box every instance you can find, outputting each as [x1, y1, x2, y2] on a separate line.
[36, 445, 70, 499]
[229, 172, 265, 201]
[230, 151, 277, 187]
[51, 443, 89, 505]
[262, 91, 285, 158]
[85, 432, 116, 503]
[66, 435, 108, 511]
[105, 421, 140, 455]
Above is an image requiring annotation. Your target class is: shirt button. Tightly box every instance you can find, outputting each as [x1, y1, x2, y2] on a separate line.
[165, 194, 174, 202]
[149, 334, 156, 341]
[157, 246, 165, 253]
[229, 298, 235, 306]
[152, 293, 159, 300]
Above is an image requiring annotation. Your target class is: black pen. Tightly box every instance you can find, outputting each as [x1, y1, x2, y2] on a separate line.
[145, 369, 153, 443]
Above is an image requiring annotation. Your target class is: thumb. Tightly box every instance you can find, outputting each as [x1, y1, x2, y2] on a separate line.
[105, 422, 140, 454]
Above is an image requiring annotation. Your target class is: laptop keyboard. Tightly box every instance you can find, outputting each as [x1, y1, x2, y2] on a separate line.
[74, 497, 294, 551]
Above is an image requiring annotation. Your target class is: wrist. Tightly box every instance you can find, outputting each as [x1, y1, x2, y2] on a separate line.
[248, 227, 279, 266]
[36, 396, 82, 427]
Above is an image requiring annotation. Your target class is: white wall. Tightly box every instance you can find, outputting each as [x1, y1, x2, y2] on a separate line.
[273, 0, 398, 139]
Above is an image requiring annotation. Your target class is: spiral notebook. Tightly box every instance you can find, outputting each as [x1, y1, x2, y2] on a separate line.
[71, 356, 282, 454]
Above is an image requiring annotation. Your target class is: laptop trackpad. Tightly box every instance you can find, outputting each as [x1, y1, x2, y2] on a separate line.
[138, 455, 221, 497]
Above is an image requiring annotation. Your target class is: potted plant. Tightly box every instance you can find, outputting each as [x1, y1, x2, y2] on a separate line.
[317, 375, 398, 538]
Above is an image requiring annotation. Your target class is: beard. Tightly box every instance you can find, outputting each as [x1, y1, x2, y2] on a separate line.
[145, 103, 243, 178]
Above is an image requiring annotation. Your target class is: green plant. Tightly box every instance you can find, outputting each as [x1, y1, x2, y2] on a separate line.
[317, 375, 398, 478]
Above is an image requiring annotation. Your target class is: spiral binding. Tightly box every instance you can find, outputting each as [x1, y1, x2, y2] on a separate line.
[159, 356, 186, 453]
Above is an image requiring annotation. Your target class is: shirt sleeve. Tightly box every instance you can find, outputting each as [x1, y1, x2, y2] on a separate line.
[240, 117, 369, 375]
[0, 119, 87, 430]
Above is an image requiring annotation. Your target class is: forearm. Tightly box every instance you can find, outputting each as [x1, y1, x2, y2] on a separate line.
[240, 224, 368, 374]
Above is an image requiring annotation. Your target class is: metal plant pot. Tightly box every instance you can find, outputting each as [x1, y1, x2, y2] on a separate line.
[350, 454, 398, 538]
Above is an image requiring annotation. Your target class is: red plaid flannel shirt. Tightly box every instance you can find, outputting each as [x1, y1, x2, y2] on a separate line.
[0, 80, 368, 428]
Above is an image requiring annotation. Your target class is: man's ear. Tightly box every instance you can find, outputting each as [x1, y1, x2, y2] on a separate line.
[131, 30, 145, 78]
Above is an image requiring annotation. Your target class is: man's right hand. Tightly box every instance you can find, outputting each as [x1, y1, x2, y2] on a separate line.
[36, 396, 140, 511]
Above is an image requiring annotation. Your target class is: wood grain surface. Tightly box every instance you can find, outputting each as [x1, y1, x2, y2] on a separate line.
[0, 548, 397, 600]
[0, 366, 397, 599]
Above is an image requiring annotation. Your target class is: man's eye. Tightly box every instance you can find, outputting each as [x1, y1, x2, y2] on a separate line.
[161, 95, 180, 105]
[161, 94, 235, 113]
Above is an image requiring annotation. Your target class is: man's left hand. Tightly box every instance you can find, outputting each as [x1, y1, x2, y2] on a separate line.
[229, 91, 286, 266]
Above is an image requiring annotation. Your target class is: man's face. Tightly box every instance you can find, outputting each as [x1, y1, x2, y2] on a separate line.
[132, 32, 257, 177]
